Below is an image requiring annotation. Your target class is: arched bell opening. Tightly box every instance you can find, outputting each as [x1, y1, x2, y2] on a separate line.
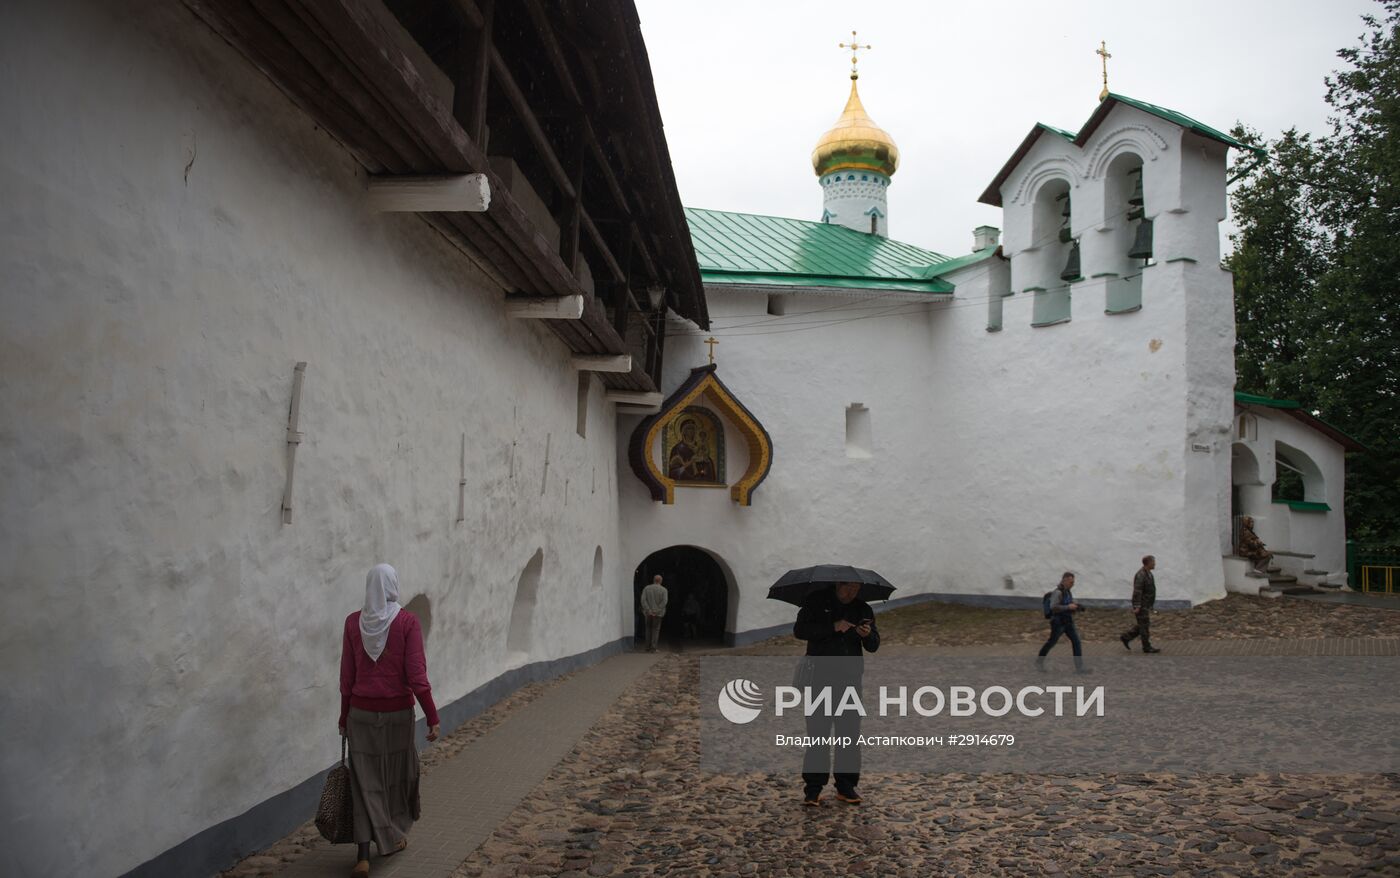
[1030, 178, 1074, 326]
[1103, 152, 1148, 313]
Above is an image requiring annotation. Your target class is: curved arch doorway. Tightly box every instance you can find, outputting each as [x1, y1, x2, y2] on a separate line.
[634, 546, 731, 650]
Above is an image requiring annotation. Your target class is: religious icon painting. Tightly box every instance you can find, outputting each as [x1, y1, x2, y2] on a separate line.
[664, 406, 725, 484]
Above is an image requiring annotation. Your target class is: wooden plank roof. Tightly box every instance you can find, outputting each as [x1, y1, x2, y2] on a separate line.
[183, 0, 707, 392]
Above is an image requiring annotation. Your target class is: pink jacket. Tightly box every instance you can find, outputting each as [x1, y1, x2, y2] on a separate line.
[339, 610, 439, 727]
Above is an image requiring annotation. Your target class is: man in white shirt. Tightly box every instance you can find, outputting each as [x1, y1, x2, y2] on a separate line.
[639, 575, 668, 652]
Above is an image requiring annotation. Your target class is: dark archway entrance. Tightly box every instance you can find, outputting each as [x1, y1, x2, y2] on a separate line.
[634, 546, 729, 649]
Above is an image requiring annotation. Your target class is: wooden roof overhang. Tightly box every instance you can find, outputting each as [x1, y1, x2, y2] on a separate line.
[183, 0, 708, 393]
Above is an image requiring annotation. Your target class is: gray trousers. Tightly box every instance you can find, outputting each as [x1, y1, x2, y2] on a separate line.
[645, 614, 663, 649]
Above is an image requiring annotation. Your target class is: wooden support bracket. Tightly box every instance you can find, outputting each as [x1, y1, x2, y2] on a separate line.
[367, 174, 491, 212]
[606, 390, 663, 407]
[281, 362, 307, 525]
[506, 295, 584, 320]
[457, 432, 466, 524]
[570, 354, 632, 373]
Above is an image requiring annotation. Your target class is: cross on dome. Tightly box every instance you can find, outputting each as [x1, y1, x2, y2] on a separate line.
[1097, 40, 1113, 101]
[838, 31, 871, 81]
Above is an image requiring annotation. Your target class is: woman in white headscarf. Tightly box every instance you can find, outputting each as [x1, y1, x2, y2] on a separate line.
[339, 563, 439, 876]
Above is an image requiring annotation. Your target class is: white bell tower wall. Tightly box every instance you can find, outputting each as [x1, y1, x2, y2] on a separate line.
[819, 170, 890, 236]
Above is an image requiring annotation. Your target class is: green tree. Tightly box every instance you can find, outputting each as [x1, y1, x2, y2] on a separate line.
[1226, 1, 1400, 544]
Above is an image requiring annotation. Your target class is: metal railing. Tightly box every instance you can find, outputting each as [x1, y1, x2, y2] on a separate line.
[1347, 541, 1400, 595]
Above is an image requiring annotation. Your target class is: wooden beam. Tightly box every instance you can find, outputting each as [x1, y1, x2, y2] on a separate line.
[506, 295, 584, 320]
[580, 209, 625, 283]
[606, 390, 663, 407]
[517, 0, 669, 287]
[487, 48, 575, 201]
[296, 0, 582, 299]
[187, 0, 416, 172]
[570, 354, 632, 373]
[630, 222, 658, 283]
[557, 118, 585, 276]
[450, 0, 493, 147]
[367, 173, 490, 212]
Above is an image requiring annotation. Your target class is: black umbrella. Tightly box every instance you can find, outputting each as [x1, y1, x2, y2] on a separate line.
[766, 565, 896, 606]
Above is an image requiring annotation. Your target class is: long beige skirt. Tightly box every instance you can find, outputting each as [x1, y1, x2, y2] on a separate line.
[346, 707, 420, 852]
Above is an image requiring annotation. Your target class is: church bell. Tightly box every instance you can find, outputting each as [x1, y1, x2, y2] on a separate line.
[1128, 218, 1154, 260]
[1059, 240, 1081, 282]
[1128, 170, 1144, 207]
[1126, 168, 1152, 259]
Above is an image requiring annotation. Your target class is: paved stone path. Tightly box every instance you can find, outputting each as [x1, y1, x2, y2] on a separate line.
[232, 633, 1400, 877]
[269, 652, 657, 878]
[883, 636, 1400, 657]
[455, 650, 1400, 878]
[1289, 590, 1400, 609]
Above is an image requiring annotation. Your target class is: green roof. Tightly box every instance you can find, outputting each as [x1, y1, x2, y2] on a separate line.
[685, 207, 954, 294]
[925, 245, 1000, 278]
[1234, 390, 1301, 410]
[980, 94, 1265, 206]
[1089, 94, 1265, 156]
[1235, 391, 1367, 452]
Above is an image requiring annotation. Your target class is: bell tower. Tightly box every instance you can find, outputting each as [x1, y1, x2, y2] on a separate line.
[811, 33, 899, 237]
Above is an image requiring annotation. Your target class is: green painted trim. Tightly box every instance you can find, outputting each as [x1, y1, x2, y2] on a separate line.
[1103, 93, 1267, 156]
[1023, 286, 1047, 293]
[1090, 272, 1120, 279]
[701, 272, 953, 294]
[1272, 499, 1331, 513]
[1236, 391, 1367, 451]
[1105, 305, 1143, 315]
[985, 325, 1003, 333]
[1030, 317, 1072, 328]
[1235, 391, 1301, 410]
[1165, 257, 1198, 264]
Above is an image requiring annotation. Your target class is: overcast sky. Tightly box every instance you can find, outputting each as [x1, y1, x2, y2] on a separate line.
[634, 0, 1378, 256]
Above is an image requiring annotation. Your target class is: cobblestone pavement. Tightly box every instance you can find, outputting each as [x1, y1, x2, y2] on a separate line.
[454, 656, 1400, 878]
[223, 654, 657, 878]
[737, 594, 1400, 655]
[227, 597, 1400, 878]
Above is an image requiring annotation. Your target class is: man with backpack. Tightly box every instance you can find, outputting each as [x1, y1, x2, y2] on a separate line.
[1036, 572, 1089, 672]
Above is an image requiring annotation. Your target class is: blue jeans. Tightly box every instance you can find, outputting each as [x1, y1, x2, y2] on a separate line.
[1039, 616, 1083, 663]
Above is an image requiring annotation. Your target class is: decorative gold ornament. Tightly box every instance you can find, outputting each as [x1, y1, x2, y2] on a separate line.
[812, 32, 899, 178]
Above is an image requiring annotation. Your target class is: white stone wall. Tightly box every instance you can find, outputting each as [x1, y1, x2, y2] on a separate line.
[620, 289, 951, 639]
[620, 105, 1239, 637]
[620, 256, 1230, 642]
[820, 171, 890, 236]
[0, 2, 625, 874]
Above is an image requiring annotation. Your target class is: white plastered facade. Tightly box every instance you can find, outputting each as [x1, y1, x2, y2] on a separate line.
[1, 2, 627, 874]
[621, 101, 1239, 639]
[1227, 405, 1350, 590]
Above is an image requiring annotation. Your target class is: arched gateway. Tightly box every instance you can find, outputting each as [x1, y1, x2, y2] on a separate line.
[633, 545, 736, 648]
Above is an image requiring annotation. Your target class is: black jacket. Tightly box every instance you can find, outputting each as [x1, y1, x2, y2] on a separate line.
[793, 591, 881, 657]
[1132, 568, 1156, 611]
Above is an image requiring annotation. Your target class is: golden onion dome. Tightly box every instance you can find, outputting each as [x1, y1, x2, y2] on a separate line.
[811, 79, 899, 179]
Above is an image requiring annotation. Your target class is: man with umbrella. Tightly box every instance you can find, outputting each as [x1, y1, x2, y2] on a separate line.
[771, 565, 890, 807]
